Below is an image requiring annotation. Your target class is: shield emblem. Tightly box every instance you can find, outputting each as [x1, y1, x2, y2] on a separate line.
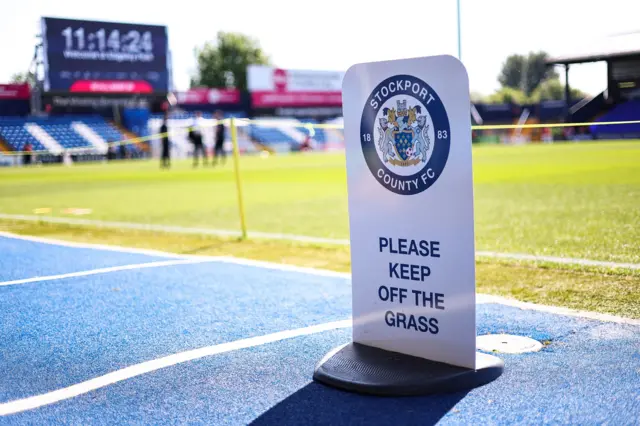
[392, 129, 415, 161]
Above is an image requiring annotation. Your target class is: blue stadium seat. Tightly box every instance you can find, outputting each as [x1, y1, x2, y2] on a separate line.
[590, 100, 640, 136]
[39, 124, 91, 149]
[248, 124, 297, 145]
[0, 123, 46, 151]
[295, 119, 327, 145]
[0, 115, 127, 153]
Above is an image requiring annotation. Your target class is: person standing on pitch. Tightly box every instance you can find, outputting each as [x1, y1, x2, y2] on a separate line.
[160, 110, 171, 168]
[190, 111, 207, 167]
[213, 110, 226, 166]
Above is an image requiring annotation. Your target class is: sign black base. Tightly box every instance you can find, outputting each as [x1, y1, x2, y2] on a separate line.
[313, 342, 503, 396]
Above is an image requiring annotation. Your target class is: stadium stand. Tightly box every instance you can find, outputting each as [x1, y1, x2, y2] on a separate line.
[590, 99, 640, 138]
[81, 117, 125, 143]
[248, 117, 343, 151]
[147, 111, 261, 158]
[0, 118, 46, 151]
[39, 123, 91, 150]
[569, 91, 609, 123]
[295, 119, 327, 145]
[0, 115, 126, 154]
[249, 119, 298, 147]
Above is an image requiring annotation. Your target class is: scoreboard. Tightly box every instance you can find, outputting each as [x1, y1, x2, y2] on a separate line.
[41, 17, 170, 94]
[609, 58, 640, 101]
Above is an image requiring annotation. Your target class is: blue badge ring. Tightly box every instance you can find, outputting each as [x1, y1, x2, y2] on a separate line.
[360, 74, 450, 195]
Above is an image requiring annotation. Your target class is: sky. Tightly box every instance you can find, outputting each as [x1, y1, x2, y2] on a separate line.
[1, 0, 638, 97]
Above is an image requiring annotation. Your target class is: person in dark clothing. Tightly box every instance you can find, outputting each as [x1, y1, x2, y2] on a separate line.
[22, 142, 32, 166]
[213, 110, 226, 166]
[118, 142, 127, 160]
[160, 111, 171, 168]
[190, 111, 207, 167]
[107, 144, 116, 161]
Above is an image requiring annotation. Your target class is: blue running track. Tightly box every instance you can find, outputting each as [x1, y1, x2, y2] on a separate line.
[0, 233, 638, 425]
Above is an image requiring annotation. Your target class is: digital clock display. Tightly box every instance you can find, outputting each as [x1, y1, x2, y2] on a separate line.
[41, 17, 170, 93]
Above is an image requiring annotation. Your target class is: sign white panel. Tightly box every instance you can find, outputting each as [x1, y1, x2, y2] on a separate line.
[342, 55, 476, 369]
[247, 65, 344, 92]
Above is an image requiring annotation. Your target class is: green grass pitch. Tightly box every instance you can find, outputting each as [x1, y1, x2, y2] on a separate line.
[1, 140, 639, 264]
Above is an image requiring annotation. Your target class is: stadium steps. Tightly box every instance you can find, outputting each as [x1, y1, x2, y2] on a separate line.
[71, 122, 109, 154]
[274, 120, 307, 144]
[570, 90, 610, 123]
[110, 121, 149, 152]
[24, 123, 63, 155]
[235, 126, 269, 154]
[509, 108, 537, 142]
[322, 117, 345, 151]
[0, 136, 10, 152]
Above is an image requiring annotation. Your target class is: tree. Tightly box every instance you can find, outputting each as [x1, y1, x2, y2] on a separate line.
[487, 87, 528, 104]
[522, 52, 558, 95]
[10, 71, 35, 86]
[529, 78, 589, 102]
[470, 91, 487, 103]
[498, 54, 526, 90]
[498, 51, 558, 95]
[190, 32, 271, 91]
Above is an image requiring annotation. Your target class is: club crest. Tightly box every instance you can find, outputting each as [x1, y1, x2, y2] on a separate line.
[360, 74, 451, 195]
[377, 99, 431, 167]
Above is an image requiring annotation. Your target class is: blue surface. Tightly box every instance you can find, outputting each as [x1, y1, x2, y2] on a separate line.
[1, 235, 639, 425]
[0, 237, 173, 282]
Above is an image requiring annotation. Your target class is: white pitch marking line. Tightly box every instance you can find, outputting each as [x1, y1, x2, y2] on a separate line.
[0, 319, 351, 416]
[0, 231, 639, 325]
[0, 229, 191, 259]
[476, 251, 640, 270]
[476, 294, 640, 326]
[1, 214, 638, 269]
[0, 258, 213, 288]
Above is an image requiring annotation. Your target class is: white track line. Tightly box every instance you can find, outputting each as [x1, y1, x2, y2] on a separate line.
[0, 319, 351, 416]
[1, 213, 638, 269]
[0, 230, 191, 259]
[1, 231, 638, 325]
[0, 258, 213, 288]
[0, 214, 350, 245]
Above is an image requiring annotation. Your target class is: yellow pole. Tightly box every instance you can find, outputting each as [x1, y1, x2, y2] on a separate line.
[230, 117, 248, 239]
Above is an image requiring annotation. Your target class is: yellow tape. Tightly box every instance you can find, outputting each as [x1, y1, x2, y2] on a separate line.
[471, 120, 640, 130]
[2, 118, 639, 156]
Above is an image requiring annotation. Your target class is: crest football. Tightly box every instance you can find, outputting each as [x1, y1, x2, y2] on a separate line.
[377, 99, 432, 167]
[359, 74, 451, 195]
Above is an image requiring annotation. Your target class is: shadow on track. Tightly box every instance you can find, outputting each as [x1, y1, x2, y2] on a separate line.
[251, 382, 467, 426]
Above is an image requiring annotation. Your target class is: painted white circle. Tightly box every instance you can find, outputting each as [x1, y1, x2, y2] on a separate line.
[373, 94, 435, 177]
[477, 334, 543, 354]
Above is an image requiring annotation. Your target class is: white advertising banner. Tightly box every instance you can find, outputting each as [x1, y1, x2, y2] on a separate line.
[247, 65, 344, 108]
[342, 55, 476, 369]
[247, 65, 344, 92]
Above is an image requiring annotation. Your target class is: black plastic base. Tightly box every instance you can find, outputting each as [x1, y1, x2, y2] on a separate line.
[313, 342, 503, 396]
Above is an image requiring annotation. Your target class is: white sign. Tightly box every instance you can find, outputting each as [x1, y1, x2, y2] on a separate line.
[342, 55, 476, 369]
[247, 65, 344, 92]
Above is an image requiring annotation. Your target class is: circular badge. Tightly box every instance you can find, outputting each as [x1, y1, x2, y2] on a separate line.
[360, 74, 450, 195]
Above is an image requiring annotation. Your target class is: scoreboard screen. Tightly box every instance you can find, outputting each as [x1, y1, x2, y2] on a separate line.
[609, 58, 640, 101]
[41, 17, 170, 94]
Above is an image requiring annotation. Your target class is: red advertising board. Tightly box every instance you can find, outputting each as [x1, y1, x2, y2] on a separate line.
[250, 91, 342, 107]
[0, 83, 31, 100]
[69, 80, 153, 93]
